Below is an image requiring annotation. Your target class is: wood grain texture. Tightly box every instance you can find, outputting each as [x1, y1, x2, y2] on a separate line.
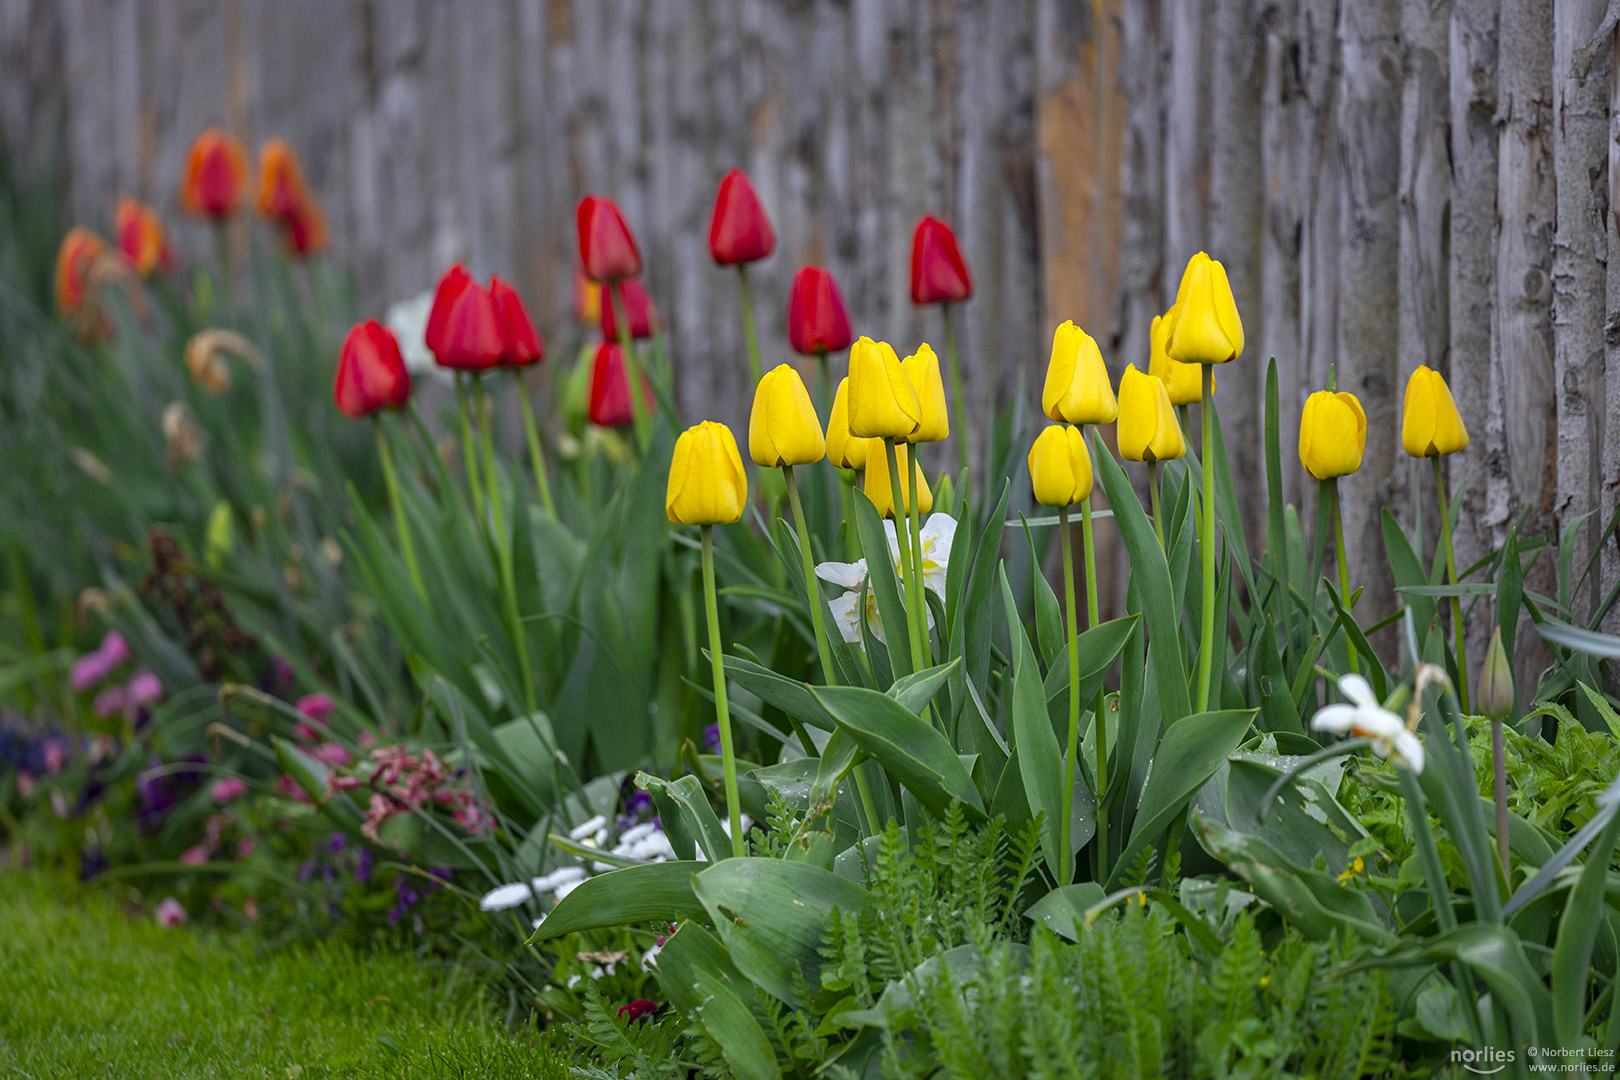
[5, 0, 1620, 651]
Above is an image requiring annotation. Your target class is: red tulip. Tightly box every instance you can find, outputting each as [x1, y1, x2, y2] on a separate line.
[600, 279, 662, 341]
[334, 321, 411, 418]
[180, 128, 248, 219]
[255, 138, 310, 222]
[909, 214, 972, 305]
[576, 196, 642, 282]
[115, 197, 171, 277]
[491, 275, 544, 366]
[708, 168, 776, 266]
[587, 342, 653, 428]
[282, 197, 329, 257]
[425, 264, 504, 370]
[787, 266, 853, 355]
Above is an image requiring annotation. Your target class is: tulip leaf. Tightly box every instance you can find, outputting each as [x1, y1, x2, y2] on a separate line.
[953, 483, 1011, 723]
[1323, 578, 1390, 701]
[692, 858, 874, 1009]
[888, 659, 960, 716]
[1108, 709, 1256, 890]
[1380, 509, 1438, 643]
[653, 921, 773, 1028]
[640, 773, 732, 863]
[1552, 806, 1620, 1045]
[1263, 357, 1290, 634]
[1020, 515, 1066, 670]
[1253, 617, 1302, 735]
[721, 654, 836, 731]
[1205, 396, 1257, 605]
[812, 685, 985, 820]
[1024, 882, 1108, 942]
[1000, 567, 1069, 883]
[810, 727, 863, 806]
[851, 489, 913, 678]
[526, 861, 706, 943]
[1537, 618, 1620, 660]
[1093, 435, 1191, 724]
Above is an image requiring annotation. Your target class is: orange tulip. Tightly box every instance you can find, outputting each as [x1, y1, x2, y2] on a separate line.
[180, 128, 248, 219]
[55, 226, 107, 320]
[115, 198, 170, 277]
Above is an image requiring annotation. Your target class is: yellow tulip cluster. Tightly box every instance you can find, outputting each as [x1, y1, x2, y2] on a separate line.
[831, 335, 950, 519]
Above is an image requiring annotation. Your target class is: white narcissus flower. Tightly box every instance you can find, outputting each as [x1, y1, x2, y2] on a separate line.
[815, 512, 955, 651]
[886, 514, 956, 597]
[479, 882, 533, 911]
[1311, 674, 1425, 774]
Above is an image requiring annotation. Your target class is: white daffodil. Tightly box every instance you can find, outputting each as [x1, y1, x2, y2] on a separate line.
[814, 515, 956, 653]
[383, 290, 440, 377]
[1311, 674, 1425, 774]
[885, 513, 956, 598]
[479, 882, 533, 911]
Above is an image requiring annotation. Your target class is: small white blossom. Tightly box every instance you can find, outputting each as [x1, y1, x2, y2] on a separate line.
[554, 877, 585, 900]
[1311, 674, 1425, 774]
[532, 866, 588, 896]
[642, 942, 663, 969]
[568, 814, 610, 845]
[479, 882, 533, 911]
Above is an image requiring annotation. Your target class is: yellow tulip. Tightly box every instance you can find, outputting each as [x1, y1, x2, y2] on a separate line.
[667, 421, 748, 525]
[1298, 390, 1367, 479]
[824, 377, 868, 469]
[1401, 365, 1470, 457]
[1165, 252, 1243, 365]
[1148, 310, 1210, 405]
[846, 336, 920, 440]
[749, 363, 825, 467]
[1116, 363, 1185, 463]
[1042, 320, 1118, 425]
[862, 439, 932, 519]
[902, 343, 949, 442]
[1028, 425, 1093, 507]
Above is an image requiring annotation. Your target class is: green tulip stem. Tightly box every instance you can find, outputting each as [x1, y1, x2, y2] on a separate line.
[816, 350, 834, 417]
[1195, 364, 1217, 714]
[884, 438, 926, 675]
[456, 376, 485, 524]
[374, 418, 426, 603]
[840, 470, 860, 560]
[1058, 504, 1080, 886]
[1148, 460, 1164, 549]
[1081, 486, 1107, 882]
[1328, 478, 1359, 675]
[476, 378, 535, 713]
[737, 267, 763, 386]
[1432, 456, 1470, 714]
[212, 222, 234, 313]
[702, 525, 745, 858]
[514, 371, 556, 517]
[942, 304, 969, 479]
[610, 282, 648, 447]
[785, 466, 836, 688]
[906, 448, 929, 664]
[1493, 718, 1510, 881]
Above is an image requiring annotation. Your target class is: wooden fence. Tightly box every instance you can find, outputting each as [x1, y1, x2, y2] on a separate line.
[4, 0, 1618, 668]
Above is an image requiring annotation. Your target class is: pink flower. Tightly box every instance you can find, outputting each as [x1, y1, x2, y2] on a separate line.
[126, 669, 163, 707]
[236, 836, 256, 859]
[617, 999, 659, 1023]
[296, 693, 335, 726]
[69, 631, 131, 692]
[42, 741, 67, 776]
[180, 845, 210, 866]
[312, 742, 353, 768]
[100, 631, 131, 666]
[210, 777, 248, 804]
[275, 774, 312, 804]
[357, 731, 377, 750]
[154, 897, 187, 927]
[91, 686, 128, 718]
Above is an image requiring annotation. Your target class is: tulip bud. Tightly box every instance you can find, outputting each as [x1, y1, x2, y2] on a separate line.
[708, 168, 776, 266]
[255, 138, 310, 222]
[334, 321, 411, 419]
[846, 337, 921, 440]
[1042, 320, 1118, 425]
[180, 128, 248, 219]
[490, 276, 544, 367]
[1148, 310, 1208, 405]
[787, 266, 854, 356]
[573, 267, 603, 327]
[1298, 390, 1367, 480]
[1116, 363, 1185, 463]
[425, 264, 504, 371]
[824, 378, 868, 470]
[910, 214, 972, 305]
[902, 343, 949, 443]
[1401, 365, 1470, 458]
[667, 421, 748, 526]
[600, 278, 662, 340]
[862, 439, 932, 519]
[115, 197, 170, 278]
[576, 195, 642, 282]
[1165, 252, 1244, 365]
[1477, 627, 1515, 721]
[55, 226, 107, 320]
[933, 472, 957, 515]
[281, 197, 329, 257]
[1028, 425, 1093, 507]
[587, 342, 654, 428]
[749, 364, 825, 467]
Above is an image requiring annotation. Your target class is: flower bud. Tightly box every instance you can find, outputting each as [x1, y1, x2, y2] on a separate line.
[708, 168, 776, 266]
[1116, 363, 1185, 463]
[1042, 320, 1118, 425]
[787, 266, 853, 356]
[1298, 390, 1367, 480]
[1401, 365, 1470, 458]
[862, 439, 932, 519]
[181, 128, 247, 219]
[1477, 627, 1515, 721]
[1147, 310, 1208, 405]
[910, 214, 972, 305]
[490, 276, 544, 367]
[902, 343, 949, 443]
[846, 337, 920, 440]
[425, 264, 504, 371]
[587, 342, 653, 428]
[1028, 425, 1093, 507]
[576, 195, 642, 282]
[115, 197, 170, 278]
[1164, 251, 1244, 365]
[824, 378, 868, 470]
[667, 421, 748, 526]
[749, 364, 825, 467]
[600, 278, 662, 340]
[333, 321, 411, 418]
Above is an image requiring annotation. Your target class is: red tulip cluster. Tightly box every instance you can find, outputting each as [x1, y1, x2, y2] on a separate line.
[255, 138, 328, 257]
[424, 264, 546, 371]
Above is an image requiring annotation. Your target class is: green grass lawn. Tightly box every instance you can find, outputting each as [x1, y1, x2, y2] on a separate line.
[0, 872, 567, 1079]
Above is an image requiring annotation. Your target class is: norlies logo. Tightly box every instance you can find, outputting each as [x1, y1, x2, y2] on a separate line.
[1452, 1047, 1516, 1074]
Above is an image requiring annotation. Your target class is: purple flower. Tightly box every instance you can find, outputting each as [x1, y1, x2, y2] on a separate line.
[298, 857, 317, 884]
[327, 832, 347, 855]
[355, 847, 374, 884]
[703, 723, 721, 754]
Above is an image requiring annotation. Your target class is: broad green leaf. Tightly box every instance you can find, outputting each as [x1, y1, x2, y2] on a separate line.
[526, 861, 705, 943]
[641, 773, 731, 862]
[888, 659, 960, 716]
[692, 858, 874, 1009]
[1001, 567, 1069, 882]
[954, 483, 1011, 716]
[813, 685, 985, 819]
[1020, 515, 1066, 669]
[722, 654, 835, 731]
[1109, 709, 1256, 889]
[1381, 509, 1438, 644]
[1024, 882, 1106, 942]
[1552, 808, 1620, 1045]
[691, 969, 783, 1080]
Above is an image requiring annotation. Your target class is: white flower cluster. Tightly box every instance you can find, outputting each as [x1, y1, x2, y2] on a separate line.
[476, 812, 679, 919]
[816, 514, 955, 649]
